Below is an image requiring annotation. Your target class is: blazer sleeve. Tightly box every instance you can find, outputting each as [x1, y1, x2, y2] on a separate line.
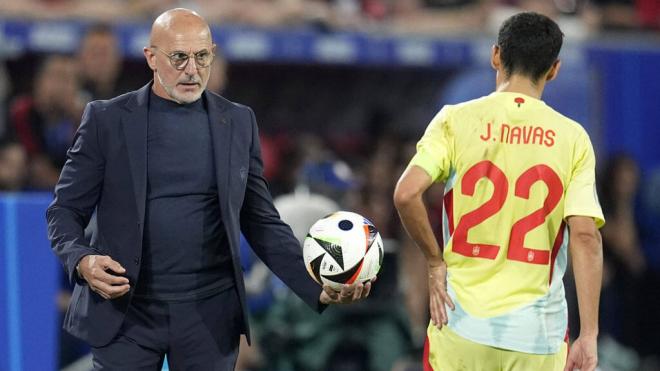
[46, 102, 105, 285]
[239, 107, 326, 313]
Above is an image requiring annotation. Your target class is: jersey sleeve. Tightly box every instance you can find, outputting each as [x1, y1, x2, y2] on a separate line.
[563, 131, 605, 228]
[408, 106, 453, 182]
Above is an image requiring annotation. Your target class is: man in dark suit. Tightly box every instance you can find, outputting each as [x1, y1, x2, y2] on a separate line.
[46, 8, 370, 370]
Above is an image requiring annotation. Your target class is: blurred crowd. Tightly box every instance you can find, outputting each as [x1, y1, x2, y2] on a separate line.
[0, 0, 658, 34]
[0, 4, 659, 371]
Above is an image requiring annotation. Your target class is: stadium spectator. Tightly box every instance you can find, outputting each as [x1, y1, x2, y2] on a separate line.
[1, 0, 656, 31]
[0, 140, 28, 191]
[594, 153, 660, 367]
[128, 0, 326, 27]
[637, 168, 660, 360]
[207, 50, 229, 95]
[598, 153, 646, 351]
[487, 0, 599, 39]
[579, 0, 659, 30]
[77, 23, 133, 101]
[0, 0, 126, 21]
[8, 55, 88, 365]
[590, 0, 642, 30]
[349, 135, 400, 239]
[8, 54, 84, 190]
[387, 0, 491, 34]
[0, 63, 10, 138]
[637, 0, 660, 29]
[0, 64, 24, 192]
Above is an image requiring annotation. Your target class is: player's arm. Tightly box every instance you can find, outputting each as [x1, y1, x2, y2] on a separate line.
[394, 166, 442, 265]
[565, 215, 602, 371]
[394, 165, 455, 328]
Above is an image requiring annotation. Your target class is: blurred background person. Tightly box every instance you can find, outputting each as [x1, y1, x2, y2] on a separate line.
[8, 54, 84, 191]
[207, 50, 229, 95]
[0, 140, 28, 191]
[0, 63, 27, 192]
[6, 53, 89, 368]
[588, 0, 660, 30]
[637, 162, 660, 363]
[597, 154, 646, 349]
[0, 63, 11, 138]
[386, 0, 492, 35]
[0, 0, 126, 21]
[592, 153, 660, 370]
[77, 23, 133, 101]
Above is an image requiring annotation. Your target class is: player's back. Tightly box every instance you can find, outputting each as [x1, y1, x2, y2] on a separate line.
[415, 91, 601, 353]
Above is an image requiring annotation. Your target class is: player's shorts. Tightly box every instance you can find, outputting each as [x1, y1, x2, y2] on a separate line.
[423, 324, 568, 371]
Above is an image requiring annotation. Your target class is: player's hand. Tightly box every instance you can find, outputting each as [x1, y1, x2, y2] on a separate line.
[319, 281, 372, 305]
[78, 255, 130, 300]
[564, 335, 598, 371]
[428, 261, 455, 329]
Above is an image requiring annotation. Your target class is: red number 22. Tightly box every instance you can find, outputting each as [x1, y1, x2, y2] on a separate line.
[451, 161, 563, 265]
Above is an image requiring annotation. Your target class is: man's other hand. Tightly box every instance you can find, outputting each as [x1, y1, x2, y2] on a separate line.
[319, 281, 372, 305]
[428, 261, 455, 329]
[78, 255, 130, 300]
[564, 335, 598, 371]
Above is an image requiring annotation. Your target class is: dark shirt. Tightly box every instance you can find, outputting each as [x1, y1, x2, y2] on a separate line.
[134, 92, 233, 301]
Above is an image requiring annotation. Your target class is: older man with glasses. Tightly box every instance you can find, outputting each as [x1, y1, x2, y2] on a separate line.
[46, 8, 371, 370]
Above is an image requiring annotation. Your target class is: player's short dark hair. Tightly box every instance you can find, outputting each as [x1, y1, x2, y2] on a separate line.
[497, 12, 564, 82]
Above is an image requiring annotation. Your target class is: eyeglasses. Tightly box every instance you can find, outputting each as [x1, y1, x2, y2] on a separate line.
[151, 45, 216, 70]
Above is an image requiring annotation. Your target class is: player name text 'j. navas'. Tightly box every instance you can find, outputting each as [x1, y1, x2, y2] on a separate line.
[479, 122, 555, 147]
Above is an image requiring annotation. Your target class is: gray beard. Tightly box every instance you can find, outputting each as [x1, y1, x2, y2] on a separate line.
[155, 70, 203, 104]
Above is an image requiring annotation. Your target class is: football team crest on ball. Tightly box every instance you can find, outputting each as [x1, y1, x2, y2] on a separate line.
[303, 211, 384, 291]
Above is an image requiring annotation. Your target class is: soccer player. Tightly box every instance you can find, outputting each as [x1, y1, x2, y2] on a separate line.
[393, 12, 604, 371]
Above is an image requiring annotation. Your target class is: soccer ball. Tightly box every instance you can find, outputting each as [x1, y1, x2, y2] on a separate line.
[303, 211, 384, 291]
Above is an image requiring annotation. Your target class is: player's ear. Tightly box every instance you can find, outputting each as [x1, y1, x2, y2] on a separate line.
[144, 47, 157, 71]
[490, 45, 501, 71]
[546, 60, 561, 82]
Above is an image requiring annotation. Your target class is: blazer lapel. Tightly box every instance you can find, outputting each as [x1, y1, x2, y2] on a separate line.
[122, 84, 150, 226]
[206, 91, 232, 223]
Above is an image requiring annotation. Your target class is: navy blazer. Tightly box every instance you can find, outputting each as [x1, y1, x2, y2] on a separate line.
[46, 83, 324, 347]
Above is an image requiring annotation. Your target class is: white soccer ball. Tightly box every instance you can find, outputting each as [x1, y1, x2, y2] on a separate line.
[303, 211, 384, 291]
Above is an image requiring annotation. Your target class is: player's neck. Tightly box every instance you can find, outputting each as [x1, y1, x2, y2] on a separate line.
[496, 75, 545, 100]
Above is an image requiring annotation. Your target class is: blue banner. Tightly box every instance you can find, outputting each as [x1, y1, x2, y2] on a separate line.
[0, 194, 59, 371]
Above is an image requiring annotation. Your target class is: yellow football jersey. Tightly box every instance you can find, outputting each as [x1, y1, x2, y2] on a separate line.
[410, 91, 604, 354]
